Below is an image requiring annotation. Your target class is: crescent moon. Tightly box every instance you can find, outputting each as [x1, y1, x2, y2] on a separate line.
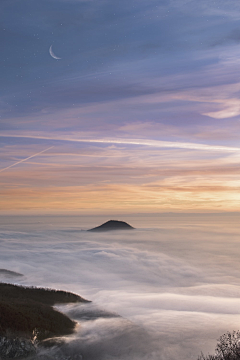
[49, 45, 61, 60]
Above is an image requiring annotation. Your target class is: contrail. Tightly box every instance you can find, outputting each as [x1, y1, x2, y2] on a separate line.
[0, 146, 54, 173]
[1, 134, 240, 153]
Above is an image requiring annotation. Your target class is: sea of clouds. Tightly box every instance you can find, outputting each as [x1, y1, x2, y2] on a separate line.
[1, 214, 240, 360]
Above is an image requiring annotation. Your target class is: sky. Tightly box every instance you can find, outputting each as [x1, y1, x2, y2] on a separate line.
[1, 0, 240, 214]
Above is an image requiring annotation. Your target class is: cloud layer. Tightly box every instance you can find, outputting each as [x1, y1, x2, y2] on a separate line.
[1, 214, 240, 359]
[1, 136, 240, 213]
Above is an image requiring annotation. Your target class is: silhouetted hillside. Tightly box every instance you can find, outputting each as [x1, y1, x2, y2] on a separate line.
[0, 283, 87, 306]
[88, 220, 134, 232]
[0, 283, 89, 341]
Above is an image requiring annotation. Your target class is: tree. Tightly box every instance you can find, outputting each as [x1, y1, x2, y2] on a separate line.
[198, 331, 240, 360]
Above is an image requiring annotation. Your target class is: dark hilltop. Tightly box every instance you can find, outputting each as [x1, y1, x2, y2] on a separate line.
[88, 220, 134, 232]
[0, 283, 89, 338]
[0, 282, 89, 355]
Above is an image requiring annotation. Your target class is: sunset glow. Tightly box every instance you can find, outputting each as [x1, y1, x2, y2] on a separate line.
[1, 0, 240, 214]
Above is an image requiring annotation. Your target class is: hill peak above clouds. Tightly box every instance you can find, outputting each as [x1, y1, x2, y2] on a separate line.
[88, 220, 134, 232]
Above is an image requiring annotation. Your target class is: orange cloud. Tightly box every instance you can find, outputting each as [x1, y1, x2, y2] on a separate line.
[1, 142, 240, 214]
[1, 182, 240, 214]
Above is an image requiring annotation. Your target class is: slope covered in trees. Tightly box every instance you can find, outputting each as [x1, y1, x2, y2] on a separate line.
[0, 283, 89, 341]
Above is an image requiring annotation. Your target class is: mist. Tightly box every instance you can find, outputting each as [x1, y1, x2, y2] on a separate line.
[1, 214, 240, 360]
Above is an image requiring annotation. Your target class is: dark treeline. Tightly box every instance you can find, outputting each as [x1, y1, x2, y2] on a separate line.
[0, 283, 89, 341]
[0, 283, 88, 305]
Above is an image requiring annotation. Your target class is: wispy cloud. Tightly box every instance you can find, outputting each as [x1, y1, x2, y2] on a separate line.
[1, 133, 240, 153]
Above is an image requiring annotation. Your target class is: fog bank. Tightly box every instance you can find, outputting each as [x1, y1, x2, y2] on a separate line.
[1, 214, 240, 359]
